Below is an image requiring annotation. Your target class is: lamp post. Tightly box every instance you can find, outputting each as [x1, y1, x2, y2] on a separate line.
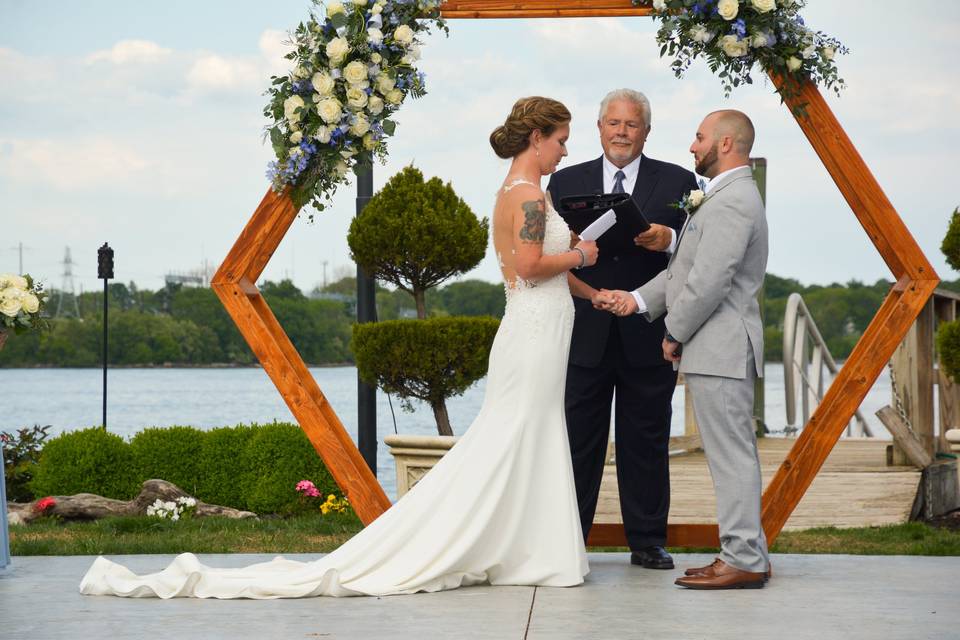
[355, 160, 377, 474]
[98, 243, 114, 430]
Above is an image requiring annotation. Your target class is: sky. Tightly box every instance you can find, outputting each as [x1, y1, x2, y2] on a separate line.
[2, 1, 958, 296]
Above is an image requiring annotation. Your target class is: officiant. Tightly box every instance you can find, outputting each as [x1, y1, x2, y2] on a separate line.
[547, 88, 698, 569]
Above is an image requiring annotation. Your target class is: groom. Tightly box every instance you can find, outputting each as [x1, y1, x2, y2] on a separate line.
[604, 109, 771, 589]
[547, 89, 698, 569]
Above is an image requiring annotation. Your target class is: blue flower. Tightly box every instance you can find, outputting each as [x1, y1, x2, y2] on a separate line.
[732, 19, 747, 38]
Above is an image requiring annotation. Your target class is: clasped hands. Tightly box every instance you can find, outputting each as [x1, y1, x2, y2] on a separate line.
[591, 289, 637, 317]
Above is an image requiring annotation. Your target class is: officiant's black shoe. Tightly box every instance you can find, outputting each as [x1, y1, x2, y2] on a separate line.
[630, 546, 674, 570]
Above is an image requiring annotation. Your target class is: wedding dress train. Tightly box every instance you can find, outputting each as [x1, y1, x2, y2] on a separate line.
[79, 180, 587, 598]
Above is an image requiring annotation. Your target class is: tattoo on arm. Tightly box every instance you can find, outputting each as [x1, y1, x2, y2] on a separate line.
[519, 199, 546, 243]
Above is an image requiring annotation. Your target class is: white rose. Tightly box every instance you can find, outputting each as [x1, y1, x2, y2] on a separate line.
[350, 115, 370, 136]
[346, 86, 369, 109]
[801, 43, 817, 59]
[0, 288, 22, 317]
[371, 52, 382, 64]
[652, 0, 667, 10]
[375, 73, 395, 94]
[719, 35, 749, 58]
[366, 95, 385, 115]
[822, 46, 835, 61]
[409, 44, 422, 61]
[751, 33, 767, 48]
[334, 159, 350, 177]
[750, 0, 775, 13]
[293, 65, 310, 79]
[8, 275, 28, 290]
[343, 60, 368, 85]
[354, 0, 368, 5]
[690, 25, 714, 43]
[311, 71, 335, 95]
[314, 125, 333, 143]
[326, 37, 350, 66]
[316, 97, 344, 124]
[400, 54, 413, 65]
[386, 88, 404, 105]
[363, 133, 377, 150]
[786, 56, 802, 72]
[717, 0, 739, 20]
[283, 95, 306, 123]
[687, 190, 705, 208]
[367, 28, 383, 45]
[289, 130, 303, 144]
[372, 4, 383, 14]
[393, 25, 414, 46]
[327, 1, 346, 17]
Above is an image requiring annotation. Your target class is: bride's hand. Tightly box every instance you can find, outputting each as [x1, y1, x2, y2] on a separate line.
[595, 289, 638, 316]
[575, 240, 598, 267]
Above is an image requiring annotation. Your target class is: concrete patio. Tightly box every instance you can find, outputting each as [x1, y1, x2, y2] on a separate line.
[1, 552, 957, 639]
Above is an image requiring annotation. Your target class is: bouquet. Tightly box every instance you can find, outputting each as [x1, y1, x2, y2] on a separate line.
[0, 273, 48, 349]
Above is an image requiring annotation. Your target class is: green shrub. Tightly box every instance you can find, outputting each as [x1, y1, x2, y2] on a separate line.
[352, 317, 499, 435]
[240, 422, 339, 515]
[130, 426, 206, 495]
[2, 425, 51, 502]
[197, 425, 255, 509]
[29, 427, 138, 499]
[942, 207, 960, 272]
[938, 320, 960, 382]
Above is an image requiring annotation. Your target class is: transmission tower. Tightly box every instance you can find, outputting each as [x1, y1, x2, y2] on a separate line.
[55, 246, 81, 318]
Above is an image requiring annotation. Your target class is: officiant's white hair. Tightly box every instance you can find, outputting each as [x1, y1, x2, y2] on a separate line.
[599, 89, 651, 128]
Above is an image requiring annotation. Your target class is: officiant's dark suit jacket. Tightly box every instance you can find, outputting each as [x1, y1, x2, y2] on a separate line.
[548, 155, 698, 367]
[547, 154, 698, 549]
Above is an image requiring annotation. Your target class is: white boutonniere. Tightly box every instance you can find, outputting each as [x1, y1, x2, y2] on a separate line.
[673, 189, 705, 214]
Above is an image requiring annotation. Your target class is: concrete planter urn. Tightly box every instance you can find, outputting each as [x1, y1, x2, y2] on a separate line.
[384, 434, 458, 498]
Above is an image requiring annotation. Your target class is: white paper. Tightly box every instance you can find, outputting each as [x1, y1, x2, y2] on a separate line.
[579, 210, 617, 241]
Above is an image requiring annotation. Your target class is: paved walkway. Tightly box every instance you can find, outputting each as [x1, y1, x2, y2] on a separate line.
[2, 553, 957, 639]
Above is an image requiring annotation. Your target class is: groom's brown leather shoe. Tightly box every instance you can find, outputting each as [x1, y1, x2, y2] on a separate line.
[684, 558, 772, 582]
[675, 560, 766, 590]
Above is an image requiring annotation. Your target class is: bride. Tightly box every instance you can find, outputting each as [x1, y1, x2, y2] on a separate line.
[79, 96, 600, 598]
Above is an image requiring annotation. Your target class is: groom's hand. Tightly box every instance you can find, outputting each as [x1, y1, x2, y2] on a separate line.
[634, 223, 672, 252]
[662, 338, 682, 363]
[594, 289, 638, 316]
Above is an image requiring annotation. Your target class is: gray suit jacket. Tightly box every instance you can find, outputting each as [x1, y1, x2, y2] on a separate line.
[636, 165, 768, 379]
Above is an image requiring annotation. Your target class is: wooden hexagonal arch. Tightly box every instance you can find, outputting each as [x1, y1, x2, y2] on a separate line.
[211, 0, 939, 546]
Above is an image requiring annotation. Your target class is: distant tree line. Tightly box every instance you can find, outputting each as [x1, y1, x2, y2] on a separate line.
[3, 273, 952, 367]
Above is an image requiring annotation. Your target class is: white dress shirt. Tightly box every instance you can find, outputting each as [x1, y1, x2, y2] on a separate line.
[602, 154, 677, 254]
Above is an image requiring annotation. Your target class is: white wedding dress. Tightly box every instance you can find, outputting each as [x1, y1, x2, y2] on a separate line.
[79, 180, 588, 598]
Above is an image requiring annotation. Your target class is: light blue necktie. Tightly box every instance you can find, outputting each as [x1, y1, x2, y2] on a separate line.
[612, 170, 626, 194]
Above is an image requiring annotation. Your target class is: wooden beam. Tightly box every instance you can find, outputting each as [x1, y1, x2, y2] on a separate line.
[441, 0, 654, 18]
[588, 523, 719, 548]
[876, 406, 934, 469]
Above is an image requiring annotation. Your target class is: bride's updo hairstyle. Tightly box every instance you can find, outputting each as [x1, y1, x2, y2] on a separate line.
[489, 97, 571, 159]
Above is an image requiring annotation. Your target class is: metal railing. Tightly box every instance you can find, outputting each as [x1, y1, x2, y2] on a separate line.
[783, 292, 873, 437]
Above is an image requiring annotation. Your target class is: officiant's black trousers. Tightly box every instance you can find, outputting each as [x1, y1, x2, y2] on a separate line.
[565, 322, 677, 549]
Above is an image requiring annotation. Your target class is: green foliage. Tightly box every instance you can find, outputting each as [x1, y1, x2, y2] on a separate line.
[348, 165, 488, 316]
[29, 427, 139, 500]
[240, 423, 339, 516]
[352, 317, 499, 413]
[942, 208, 960, 272]
[937, 320, 960, 382]
[2, 425, 51, 502]
[433, 280, 506, 318]
[196, 425, 255, 509]
[130, 426, 206, 495]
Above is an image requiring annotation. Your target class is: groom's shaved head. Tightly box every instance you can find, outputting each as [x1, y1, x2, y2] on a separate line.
[708, 110, 755, 155]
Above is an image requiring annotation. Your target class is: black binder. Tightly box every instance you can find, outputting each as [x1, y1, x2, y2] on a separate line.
[557, 192, 651, 250]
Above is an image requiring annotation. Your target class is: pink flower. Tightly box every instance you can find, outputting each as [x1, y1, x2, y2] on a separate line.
[34, 496, 56, 513]
[295, 480, 320, 497]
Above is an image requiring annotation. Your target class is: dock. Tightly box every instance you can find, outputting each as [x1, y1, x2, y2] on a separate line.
[596, 437, 922, 530]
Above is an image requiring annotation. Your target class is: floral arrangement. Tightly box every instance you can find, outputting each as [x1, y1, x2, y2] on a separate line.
[296, 479, 350, 514]
[644, 0, 847, 101]
[0, 273, 48, 345]
[33, 496, 57, 514]
[145, 496, 198, 522]
[264, 0, 446, 212]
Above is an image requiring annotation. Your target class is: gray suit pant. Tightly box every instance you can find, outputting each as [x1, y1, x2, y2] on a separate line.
[685, 362, 770, 573]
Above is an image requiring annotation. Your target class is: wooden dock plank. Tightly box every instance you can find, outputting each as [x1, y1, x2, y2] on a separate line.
[596, 438, 920, 531]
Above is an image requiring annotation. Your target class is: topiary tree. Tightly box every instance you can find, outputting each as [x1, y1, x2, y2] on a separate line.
[939, 207, 960, 381]
[352, 317, 500, 435]
[348, 165, 488, 319]
[347, 165, 492, 436]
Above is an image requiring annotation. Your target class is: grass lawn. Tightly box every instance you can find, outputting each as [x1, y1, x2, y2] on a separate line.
[10, 515, 960, 556]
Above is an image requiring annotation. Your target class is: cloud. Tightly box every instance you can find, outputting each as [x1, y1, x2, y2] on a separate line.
[84, 40, 172, 65]
[186, 54, 262, 92]
[0, 137, 149, 190]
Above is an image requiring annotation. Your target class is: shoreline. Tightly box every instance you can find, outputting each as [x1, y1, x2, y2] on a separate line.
[0, 362, 356, 370]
